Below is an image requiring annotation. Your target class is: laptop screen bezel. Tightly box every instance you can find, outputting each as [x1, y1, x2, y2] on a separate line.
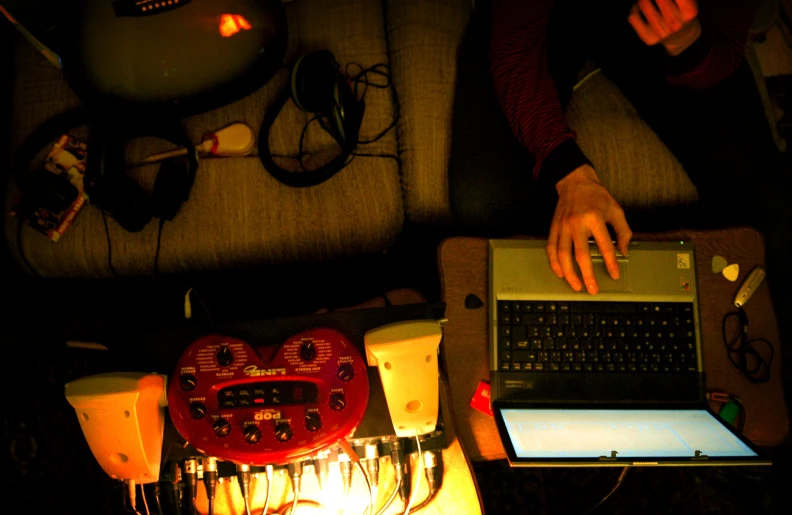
[492, 402, 770, 466]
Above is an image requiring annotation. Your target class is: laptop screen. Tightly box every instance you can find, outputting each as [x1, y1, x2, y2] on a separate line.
[501, 409, 757, 459]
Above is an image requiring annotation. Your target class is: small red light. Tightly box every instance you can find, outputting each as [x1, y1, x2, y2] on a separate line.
[219, 14, 252, 38]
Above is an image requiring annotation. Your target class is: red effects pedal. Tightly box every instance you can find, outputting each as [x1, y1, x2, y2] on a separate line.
[167, 328, 369, 465]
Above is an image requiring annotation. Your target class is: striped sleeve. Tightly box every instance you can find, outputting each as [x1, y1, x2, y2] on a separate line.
[665, 0, 761, 89]
[490, 0, 589, 183]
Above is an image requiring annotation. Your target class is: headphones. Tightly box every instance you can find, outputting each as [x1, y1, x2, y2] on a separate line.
[86, 121, 198, 232]
[258, 50, 365, 188]
[13, 109, 198, 234]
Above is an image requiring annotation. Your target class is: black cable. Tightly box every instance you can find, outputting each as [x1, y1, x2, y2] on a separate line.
[297, 114, 322, 172]
[153, 218, 166, 275]
[101, 211, 119, 277]
[722, 308, 774, 383]
[406, 489, 439, 513]
[581, 467, 630, 515]
[187, 287, 216, 328]
[15, 218, 41, 277]
[353, 152, 401, 165]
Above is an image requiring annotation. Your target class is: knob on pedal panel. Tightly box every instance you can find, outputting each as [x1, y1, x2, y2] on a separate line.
[167, 329, 369, 465]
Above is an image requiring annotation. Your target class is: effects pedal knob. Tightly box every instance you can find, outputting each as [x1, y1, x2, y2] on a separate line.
[213, 419, 231, 438]
[337, 363, 355, 381]
[189, 402, 206, 420]
[216, 346, 234, 367]
[179, 374, 197, 391]
[243, 425, 262, 444]
[299, 340, 317, 361]
[329, 392, 346, 411]
[274, 422, 293, 442]
[305, 412, 322, 432]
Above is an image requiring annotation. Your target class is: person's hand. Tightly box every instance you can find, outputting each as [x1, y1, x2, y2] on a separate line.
[547, 164, 632, 295]
[628, 0, 701, 56]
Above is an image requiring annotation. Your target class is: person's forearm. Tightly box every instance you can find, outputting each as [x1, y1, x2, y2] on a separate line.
[490, 0, 579, 180]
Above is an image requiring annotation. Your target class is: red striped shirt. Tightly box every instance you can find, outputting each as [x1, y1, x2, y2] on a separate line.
[490, 0, 760, 181]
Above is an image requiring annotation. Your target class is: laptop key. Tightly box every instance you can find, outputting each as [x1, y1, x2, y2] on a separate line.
[501, 350, 512, 361]
[559, 303, 569, 312]
[538, 351, 549, 362]
[513, 326, 527, 345]
[522, 303, 533, 313]
[550, 351, 561, 362]
[573, 363, 583, 372]
[501, 326, 512, 337]
[561, 363, 571, 372]
[556, 337, 568, 350]
[549, 363, 560, 372]
[543, 338, 555, 349]
[512, 314, 522, 325]
[575, 351, 586, 362]
[529, 338, 542, 350]
[514, 350, 536, 362]
[512, 362, 522, 371]
[639, 364, 649, 372]
[523, 363, 533, 371]
[499, 302, 511, 313]
[540, 326, 553, 337]
[606, 363, 617, 372]
[535, 302, 545, 313]
[499, 337, 511, 349]
[515, 338, 531, 349]
[501, 361, 511, 371]
[534, 363, 545, 372]
[584, 363, 594, 372]
[523, 314, 545, 325]
[563, 351, 574, 362]
[628, 364, 637, 372]
[617, 364, 627, 372]
[526, 326, 540, 337]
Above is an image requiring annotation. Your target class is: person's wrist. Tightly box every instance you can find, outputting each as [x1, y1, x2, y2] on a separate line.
[555, 164, 600, 195]
[663, 19, 702, 56]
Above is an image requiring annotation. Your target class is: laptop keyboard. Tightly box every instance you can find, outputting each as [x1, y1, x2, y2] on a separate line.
[497, 301, 698, 373]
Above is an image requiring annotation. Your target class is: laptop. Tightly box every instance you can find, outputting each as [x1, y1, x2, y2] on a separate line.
[488, 239, 768, 466]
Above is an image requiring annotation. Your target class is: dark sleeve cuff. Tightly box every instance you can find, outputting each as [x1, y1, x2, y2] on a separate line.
[539, 138, 591, 186]
[664, 25, 712, 76]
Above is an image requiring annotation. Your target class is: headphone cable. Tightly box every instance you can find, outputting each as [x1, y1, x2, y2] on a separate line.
[153, 218, 166, 275]
[101, 211, 119, 277]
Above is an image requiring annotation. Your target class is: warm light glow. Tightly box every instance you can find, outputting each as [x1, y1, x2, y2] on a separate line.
[219, 14, 253, 38]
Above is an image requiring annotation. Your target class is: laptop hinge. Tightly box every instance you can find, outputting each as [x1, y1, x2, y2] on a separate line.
[598, 451, 619, 461]
[692, 450, 709, 461]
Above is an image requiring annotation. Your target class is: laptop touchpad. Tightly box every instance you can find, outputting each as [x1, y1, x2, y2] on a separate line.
[575, 259, 630, 293]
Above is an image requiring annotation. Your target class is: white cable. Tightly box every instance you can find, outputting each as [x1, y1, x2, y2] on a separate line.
[354, 460, 374, 515]
[262, 464, 274, 515]
[403, 432, 423, 515]
[375, 479, 401, 515]
[140, 481, 151, 515]
[573, 68, 602, 92]
[184, 288, 193, 319]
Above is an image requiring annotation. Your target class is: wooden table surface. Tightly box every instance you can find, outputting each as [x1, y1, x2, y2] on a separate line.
[438, 228, 788, 461]
[193, 289, 483, 515]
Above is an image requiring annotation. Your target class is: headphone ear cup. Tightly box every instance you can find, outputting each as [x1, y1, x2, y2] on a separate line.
[94, 175, 153, 233]
[26, 169, 80, 213]
[152, 158, 195, 221]
[291, 50, 339, 113]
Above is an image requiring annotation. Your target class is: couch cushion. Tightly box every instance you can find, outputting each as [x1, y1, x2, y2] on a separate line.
[5, 0, 403, 277]
[386, 0, 472, 226]
[566, 71, 700, 211]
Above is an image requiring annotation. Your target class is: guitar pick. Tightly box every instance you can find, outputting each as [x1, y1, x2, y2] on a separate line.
[712, 255, 728, 274]
[722, 263, 740, 282]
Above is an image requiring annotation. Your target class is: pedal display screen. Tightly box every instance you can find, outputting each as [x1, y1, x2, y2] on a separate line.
[217, 382, 319, 409]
